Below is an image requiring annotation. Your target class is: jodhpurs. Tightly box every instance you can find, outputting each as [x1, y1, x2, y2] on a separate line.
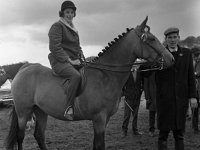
[50, 61, 81, 108]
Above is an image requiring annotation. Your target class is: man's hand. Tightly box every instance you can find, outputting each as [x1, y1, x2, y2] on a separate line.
[189, 98, 198, 109]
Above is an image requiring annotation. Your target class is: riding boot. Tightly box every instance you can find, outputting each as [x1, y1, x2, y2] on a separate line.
[175, 140, 184, 150]
[158, 140, 167, 150]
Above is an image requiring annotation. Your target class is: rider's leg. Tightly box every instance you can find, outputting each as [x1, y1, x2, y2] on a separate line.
[51, 61, 81, 119]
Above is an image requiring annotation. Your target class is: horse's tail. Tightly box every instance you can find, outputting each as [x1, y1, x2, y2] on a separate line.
[5, 106, 19, 149]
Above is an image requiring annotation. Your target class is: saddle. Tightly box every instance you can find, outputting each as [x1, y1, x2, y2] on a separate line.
[52, 66, 86, 97]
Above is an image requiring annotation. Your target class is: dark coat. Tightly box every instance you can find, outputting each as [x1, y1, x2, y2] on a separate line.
[122, 71, 143, 106]
[48, 20, 82, 69]
[155, 46, 197, 130]
[144, 72, 156, 111]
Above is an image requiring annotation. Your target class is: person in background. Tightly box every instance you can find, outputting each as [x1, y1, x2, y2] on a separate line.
[143, 72, 157, 137]
[155, 27, 198, 150]
[121, 66, 143, 137]
[191, 48, 200, 134]
[48, 1, 84, 120]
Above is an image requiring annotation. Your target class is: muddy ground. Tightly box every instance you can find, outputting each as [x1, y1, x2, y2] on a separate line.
[0, 98, 200, 150]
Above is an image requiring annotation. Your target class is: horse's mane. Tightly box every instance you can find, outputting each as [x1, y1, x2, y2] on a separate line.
[89, 28, 133, 62]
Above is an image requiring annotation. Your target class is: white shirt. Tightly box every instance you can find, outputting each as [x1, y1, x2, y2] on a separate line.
[168, 47, 178, 52]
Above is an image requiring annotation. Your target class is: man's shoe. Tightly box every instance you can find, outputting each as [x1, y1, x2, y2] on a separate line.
[64, 106, 74, 120]
[133, 130, 143, 135]
[121, 130, 127, 138]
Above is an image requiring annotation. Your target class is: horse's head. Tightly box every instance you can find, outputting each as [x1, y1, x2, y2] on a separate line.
[132, 16, 174, 68]
[0, 67, 8, 87]
[0, 62, 28, 87]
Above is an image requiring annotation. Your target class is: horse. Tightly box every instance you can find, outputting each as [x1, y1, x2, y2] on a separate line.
[0, 61, 36, 130]
[5, 17, 174, 150]
[0, 62, 28, 87]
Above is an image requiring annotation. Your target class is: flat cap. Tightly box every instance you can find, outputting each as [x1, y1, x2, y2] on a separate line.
[164, 27, 179, 36]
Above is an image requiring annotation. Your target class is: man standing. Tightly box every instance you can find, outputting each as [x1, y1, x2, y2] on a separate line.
[144, 72, 157, 137]
[121, 67, 143, 137]
[191, 48, 200, 133]
[156, 27, 198, 150]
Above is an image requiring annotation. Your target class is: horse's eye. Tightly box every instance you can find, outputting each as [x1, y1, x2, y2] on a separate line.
[141, 33, 147, 42]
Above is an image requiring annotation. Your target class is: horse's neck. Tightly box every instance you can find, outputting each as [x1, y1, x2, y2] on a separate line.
[96, 34, 138, 65]
[88, 33, 138, 90]
[0, 77, 7, 87]
[4, 64, 24, 80]
[5, 70, 16, 80]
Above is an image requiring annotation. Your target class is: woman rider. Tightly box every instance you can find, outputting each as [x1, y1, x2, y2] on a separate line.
[48, 1, 84, 120]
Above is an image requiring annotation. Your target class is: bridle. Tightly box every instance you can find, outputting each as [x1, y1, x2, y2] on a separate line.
[0, 67, 6, 76]
[82, 27, 164, 73]
[134, 26, 164, 72]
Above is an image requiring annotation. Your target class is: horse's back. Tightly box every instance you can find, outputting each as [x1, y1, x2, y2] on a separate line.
[12, 63, 52, 89]
[12, 63, 72, 120]
[13, 63, 63, 87]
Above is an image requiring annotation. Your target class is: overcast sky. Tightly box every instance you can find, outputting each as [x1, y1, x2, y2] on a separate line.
[0, 0, 199, 67]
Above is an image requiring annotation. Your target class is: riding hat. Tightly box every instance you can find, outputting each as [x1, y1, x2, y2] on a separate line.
[164, 27, 179, 36]
[61, 1, 77, 12]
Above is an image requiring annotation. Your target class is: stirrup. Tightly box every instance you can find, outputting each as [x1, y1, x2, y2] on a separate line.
[64, 106, 74, 120]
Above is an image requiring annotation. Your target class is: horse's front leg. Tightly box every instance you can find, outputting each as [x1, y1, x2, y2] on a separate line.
[92, 116, 107, 150]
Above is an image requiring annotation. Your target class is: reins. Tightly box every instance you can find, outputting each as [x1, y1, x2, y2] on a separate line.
[83, 57, 164, 73]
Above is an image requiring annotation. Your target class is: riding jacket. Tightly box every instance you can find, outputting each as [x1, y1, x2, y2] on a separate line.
[48, 20, 83, 67]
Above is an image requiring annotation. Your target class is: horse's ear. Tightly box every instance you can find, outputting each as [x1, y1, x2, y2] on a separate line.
[140, 16, 148, 28]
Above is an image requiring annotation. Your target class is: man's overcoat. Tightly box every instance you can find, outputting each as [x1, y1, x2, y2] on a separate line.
[144, 72, 157, 111]
[155, 46, 197, 130]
